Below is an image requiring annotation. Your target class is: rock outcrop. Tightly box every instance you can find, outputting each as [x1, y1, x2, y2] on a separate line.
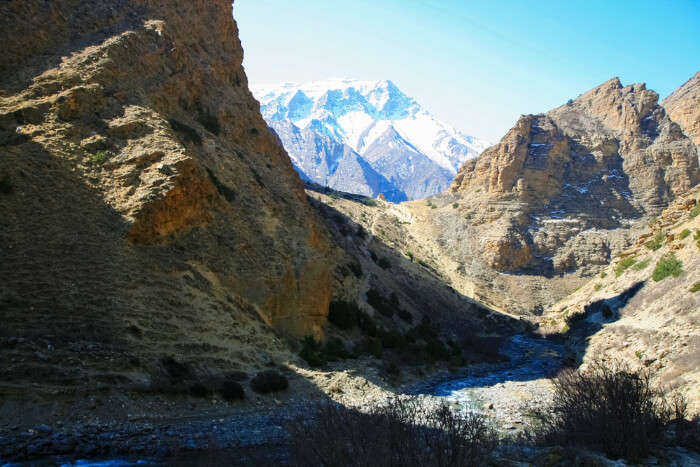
[0, 0, 338, 396]
[663, 70, 700, 148]
[450, 78, 699, 277]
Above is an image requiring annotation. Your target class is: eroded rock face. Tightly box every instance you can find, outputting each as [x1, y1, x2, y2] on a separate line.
[663, 71, 700, 148]
[0, 0, 338, 394]
[450, 78, 699, 275]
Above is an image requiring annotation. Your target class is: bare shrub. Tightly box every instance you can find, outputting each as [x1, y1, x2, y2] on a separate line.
[287, 397, 497, 467]
[532, 361, 671, 460]
[251, 370, 288, 394]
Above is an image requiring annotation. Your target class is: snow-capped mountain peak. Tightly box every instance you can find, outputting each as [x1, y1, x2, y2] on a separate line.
[252, 79, 489, 200]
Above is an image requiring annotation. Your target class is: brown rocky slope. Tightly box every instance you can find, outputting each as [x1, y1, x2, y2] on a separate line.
[0, 0, 340, 403]
[663, 70, 700, 148]
[424, 77, 698, 314]
[541, 185, 700, 412]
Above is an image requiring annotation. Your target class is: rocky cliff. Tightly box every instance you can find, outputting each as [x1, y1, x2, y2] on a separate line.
[437, 78, 699, 312]
[663, 70, 700, 148]
[0, 0, 339, 398]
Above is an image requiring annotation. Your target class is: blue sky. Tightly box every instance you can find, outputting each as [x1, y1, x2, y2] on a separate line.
[234, 0, 700, 142]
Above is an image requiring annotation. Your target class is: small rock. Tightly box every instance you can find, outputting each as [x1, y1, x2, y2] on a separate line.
[488, 403, 494, 410]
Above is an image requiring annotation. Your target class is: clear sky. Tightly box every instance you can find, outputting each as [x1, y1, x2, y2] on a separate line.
[233, 0, 700, 142]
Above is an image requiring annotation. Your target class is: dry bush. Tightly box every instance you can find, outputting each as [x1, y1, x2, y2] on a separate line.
[531, 361, 683, 460]
[287, 397, 497, 467]
[251, 370, 288, 394]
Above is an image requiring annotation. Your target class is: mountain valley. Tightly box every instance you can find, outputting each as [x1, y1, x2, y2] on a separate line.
[0, 0, 699, 465]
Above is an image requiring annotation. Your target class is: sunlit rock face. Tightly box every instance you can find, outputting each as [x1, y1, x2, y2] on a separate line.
[449, 77, 699, 275]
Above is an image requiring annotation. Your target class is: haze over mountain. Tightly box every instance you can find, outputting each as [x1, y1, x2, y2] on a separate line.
[252, 79, 489, 201]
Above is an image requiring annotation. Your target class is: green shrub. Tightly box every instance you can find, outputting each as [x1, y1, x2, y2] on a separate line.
[453, 202, 459, 209]
[648, 216, 658, 226]
[377, 257, 391, 270]
[397, 308, 413, 324]
[299, 337, 326, 367]
[356, 337, 383, 358]
[169, 119, 202, 145]
[694, 230, 700, 241]
[329, 193, 338, 200]
[615, 257, 637, 277]
[475, 188, 482, 193]
[88, 150, 110, 164]
[431, 204, 437, 209]
[600, 271, 607, 278]
[407, 316, 438, 341]
[357, 309, 378, 336]
[679, 229, 691, 240]
[251, 370, 288, 394]
[644, 231, 664, 251]
[363, 198, 377, 207]
[347, 261, 363, 278]
[299, 336, 353, 367]
[632, 258, 651, 271]
[690, 205, 700, 219]
[406, 251, 414, 262]
[652, 253, 683, 282]
[328, 300, 362, 330]
[594, 284, 602, 291]
[690, 282, 700, 293]
[366, 289, 395, 317]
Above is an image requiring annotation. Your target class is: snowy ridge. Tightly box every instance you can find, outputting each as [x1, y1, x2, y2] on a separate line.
[253, 79, 489, 200]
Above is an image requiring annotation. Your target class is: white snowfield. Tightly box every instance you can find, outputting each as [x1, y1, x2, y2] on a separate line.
[252, 79, 489, 174]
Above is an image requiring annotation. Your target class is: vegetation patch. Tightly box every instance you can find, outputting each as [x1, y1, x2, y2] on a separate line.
[363, 198, 377, 207]
[366, 289, 400, 317]
[631, 258, 651, 271]
[531, 361, 686, 460]
[299, 336, 354, 367]
[615, 257, 637, 277]
[327, 300, 364, 330]
[678, 228, 691, 240]
[594, 284, 602, 291]
[452, 202, 459, 208]
[251, 370, 288, 394]
[169, 118, 202, 145]
[88, 150, 110, 164]
[599, 271, 607, 278]
[644, 231, 664, 251]
[690, 205, 700, 219]
[652, 253, 683, 282]
[690, 282, 700, 293]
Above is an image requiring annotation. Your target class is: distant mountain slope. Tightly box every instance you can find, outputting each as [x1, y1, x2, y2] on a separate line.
[253, 79, 488, 201]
